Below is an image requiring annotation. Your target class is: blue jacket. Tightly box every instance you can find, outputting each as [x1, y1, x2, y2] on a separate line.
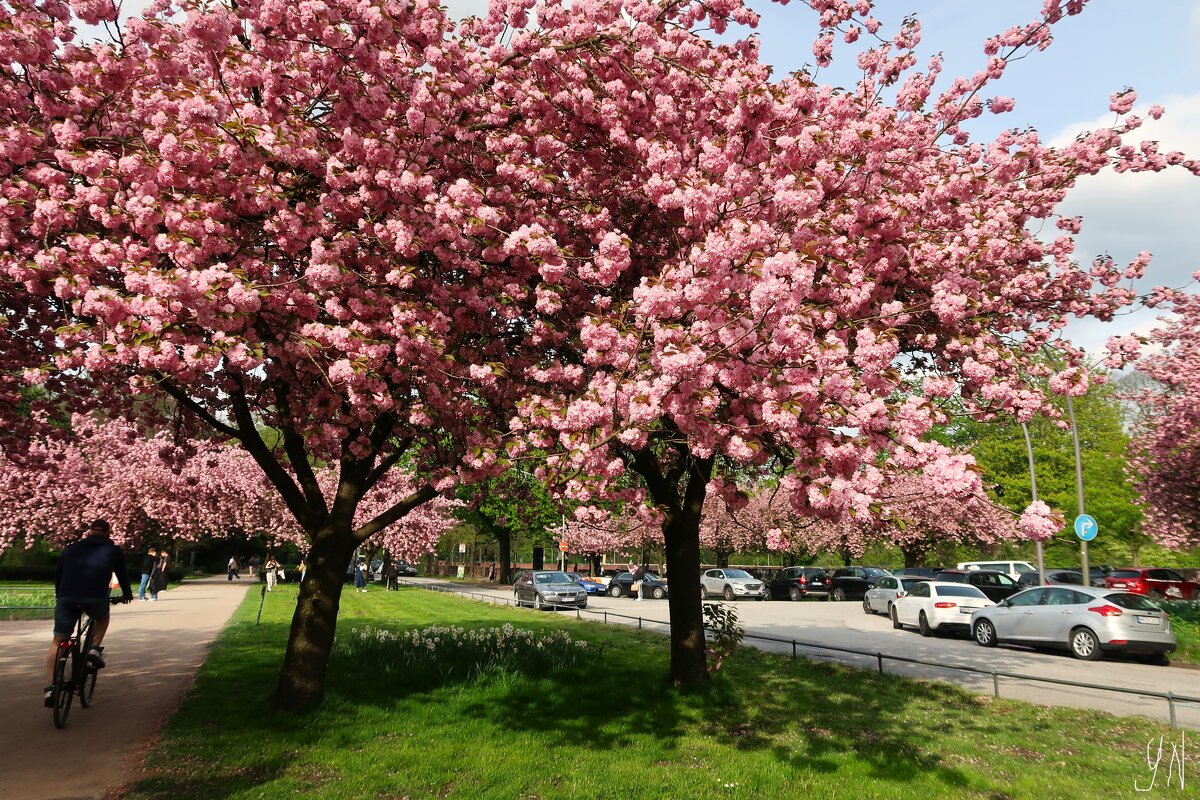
[55, 535, 132, 599]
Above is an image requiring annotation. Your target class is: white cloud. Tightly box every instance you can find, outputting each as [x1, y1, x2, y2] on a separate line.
[1046, 93, 1200, 357]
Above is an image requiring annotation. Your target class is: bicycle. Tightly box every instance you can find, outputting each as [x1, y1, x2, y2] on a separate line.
[50, 596, 127, 729]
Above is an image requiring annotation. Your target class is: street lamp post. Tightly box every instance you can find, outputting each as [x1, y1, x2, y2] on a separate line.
[1065, 395, 1090, 583]
[1019, 422, 1047, 585]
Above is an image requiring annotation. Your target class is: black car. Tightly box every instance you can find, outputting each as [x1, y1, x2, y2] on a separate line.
[764, 566, 829, 601]
[608, 571, 669, 599]
[891, 567, 942, 579]
[1017, 569, 1103, 588]
[934, 569, 1023, 602]
[828, 566, 890, 601]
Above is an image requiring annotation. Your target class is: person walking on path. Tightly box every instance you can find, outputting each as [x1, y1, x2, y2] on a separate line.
[227, 556, 240, 581]
[137, 547, 158, 601]
[353, 559, 367, 592]
[44, 519, 133, 706]
[248, 554, 260, 578]
[264, 555, 279, 591]
[149, 549, 168, 600]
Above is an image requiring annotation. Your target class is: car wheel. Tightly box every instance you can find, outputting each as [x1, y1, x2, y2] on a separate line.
[890, 605, 902, 630]
[699, 585, 708, 601]
[723, 586, 735, 601]
[762, 586, 772, 601]
[862, 596, 874, 615]
[534, 594, 544, 611]
[652, 586, 666, 599]
[789, 587, 802, 602]
[973, 619, 998, 647]
[918, 611, 933, 637]
[513, 591, 522, 608]
[832, 587, 846, 602]
[1069, 626, 1102, 660]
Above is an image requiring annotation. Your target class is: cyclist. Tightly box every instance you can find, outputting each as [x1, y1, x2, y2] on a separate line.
[44, 519, 132, 707]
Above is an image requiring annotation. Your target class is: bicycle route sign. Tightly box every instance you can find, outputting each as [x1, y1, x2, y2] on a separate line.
[1074, 514, 1098, 542]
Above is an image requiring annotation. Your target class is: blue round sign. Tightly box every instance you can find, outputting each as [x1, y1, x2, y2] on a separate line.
[1074, 514, 1098, 542]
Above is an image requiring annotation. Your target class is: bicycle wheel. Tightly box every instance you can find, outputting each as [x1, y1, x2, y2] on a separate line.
[78, 624, 97, 708]
[52, 646, 74, 729]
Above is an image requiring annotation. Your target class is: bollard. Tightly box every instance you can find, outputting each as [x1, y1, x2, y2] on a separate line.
[877, 652, 884, 675]
[638, 617, 642, 629]
[1168, 691, 1177, 729]
[792, 641, 797, 660]
[992, 672, 999, 698]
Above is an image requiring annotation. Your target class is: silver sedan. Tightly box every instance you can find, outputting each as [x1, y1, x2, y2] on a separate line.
[970, 586, 1175, 664]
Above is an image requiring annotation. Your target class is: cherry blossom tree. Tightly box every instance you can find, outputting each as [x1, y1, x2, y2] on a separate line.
[514, 0, 1196, 684]
[698, 494, 768, 567]
[1126, 283, 1200, 549]
[560, 506, 664, 574]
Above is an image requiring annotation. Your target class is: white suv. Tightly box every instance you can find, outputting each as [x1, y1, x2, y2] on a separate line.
[957, 560, 1038, 581]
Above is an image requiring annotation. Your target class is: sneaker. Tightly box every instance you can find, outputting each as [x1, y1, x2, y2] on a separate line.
[87, 646, 106, 669]
[43, 686, 54, 708]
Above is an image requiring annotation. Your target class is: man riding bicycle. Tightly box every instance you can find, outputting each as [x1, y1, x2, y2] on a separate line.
[45, 519, 132, 706]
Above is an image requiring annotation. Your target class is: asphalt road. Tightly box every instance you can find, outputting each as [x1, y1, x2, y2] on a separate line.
[405, 576, 1200, 729]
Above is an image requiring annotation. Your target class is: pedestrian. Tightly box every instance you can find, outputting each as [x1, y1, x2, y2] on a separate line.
[146, 551, 164, 601]
[639, 562, 651, 601]
[227, 556, 240, 581]
[353, 559, 367, 592]
[384, 560, 399, 590]
[138, 547, 158, 601]
[264, 554, 279, 591]
[248, 554, 260, 578]
[153, 549, 170, 598]
[298, 557, 307, 584]
[631, 563, 644, 602]
[488, 562, 496, 582]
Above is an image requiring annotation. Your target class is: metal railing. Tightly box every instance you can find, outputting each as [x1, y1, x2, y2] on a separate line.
[399, 578, 1200, 729]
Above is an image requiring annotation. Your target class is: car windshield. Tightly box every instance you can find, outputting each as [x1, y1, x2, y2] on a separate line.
[934, 585, 988, 598]
[533, 572, 573, 585]
[1110, 570, 1142, 578]
[900, 578, 927, 590]
[1015, 564, 1037, 574]
[724, 569, 753, 579]
[864, 568, 888, 578]
[1107, 592, 1163, 611]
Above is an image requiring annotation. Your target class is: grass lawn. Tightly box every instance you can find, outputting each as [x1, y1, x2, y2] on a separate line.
[0, 584, 55, 620]
[127, 586, 1185, 800]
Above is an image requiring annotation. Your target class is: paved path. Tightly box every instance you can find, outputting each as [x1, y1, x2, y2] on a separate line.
[0, 577, 250, 800]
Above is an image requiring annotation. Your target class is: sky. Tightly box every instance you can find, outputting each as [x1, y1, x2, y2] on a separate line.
[101, 0, 1200, 357]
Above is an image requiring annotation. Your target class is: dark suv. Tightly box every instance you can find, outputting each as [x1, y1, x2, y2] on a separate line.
[765, 567, 829, 601]
[933, 569, 1022, 603]
[828, 566, 890, 601]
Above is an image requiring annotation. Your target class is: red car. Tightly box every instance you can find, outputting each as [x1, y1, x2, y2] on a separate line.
[1105, 568, 1198, 601]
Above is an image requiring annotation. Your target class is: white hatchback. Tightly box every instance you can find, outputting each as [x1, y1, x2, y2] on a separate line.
[891, 581, 995, 636]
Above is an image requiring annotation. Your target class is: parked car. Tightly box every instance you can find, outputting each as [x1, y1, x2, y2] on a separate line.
[1017, 569, 1102, 588]
[394, 562, 418, 577]
[608, 571, 669, 599]
[891, 567, 942, 579]
[764, 567, 829, 601]
[567, 572, 608, 596]
[891, 581, 995, 636]
[700, 568, 765, 601]
[1105, 568, 1199, 601]
[971, 586, 1175, 663]
[934, 569, 1023, 603]
[828, 566, 890, 601]
[863, 576, 930, 615]
[513, 570, 588, 610]
[956, 560, 1038, 581]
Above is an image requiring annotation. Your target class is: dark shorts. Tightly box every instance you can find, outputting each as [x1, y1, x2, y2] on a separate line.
[53, 597, 110, 638]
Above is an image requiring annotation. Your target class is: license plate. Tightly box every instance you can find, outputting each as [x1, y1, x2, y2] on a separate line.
[1135, 616, 1160, 625]
[960, 607, 978, 614]
[1112, 582, 1127, 588]
[812, 582, 824, 585]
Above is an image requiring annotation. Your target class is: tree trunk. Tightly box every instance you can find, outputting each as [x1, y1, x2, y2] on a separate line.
[590, 553, 602, 576]
[715, 549, 731, 568]
[496, 527, 513, 584]
[663, 499, 709, 686]
[902, 544, 925, 569]
[274, 529, 356, 710]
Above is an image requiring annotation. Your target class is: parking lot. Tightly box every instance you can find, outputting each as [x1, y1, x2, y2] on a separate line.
[405, 576, 1200, 728]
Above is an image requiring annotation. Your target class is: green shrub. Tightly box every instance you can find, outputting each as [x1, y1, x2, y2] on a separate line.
[1159, 598, 1200, 623]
